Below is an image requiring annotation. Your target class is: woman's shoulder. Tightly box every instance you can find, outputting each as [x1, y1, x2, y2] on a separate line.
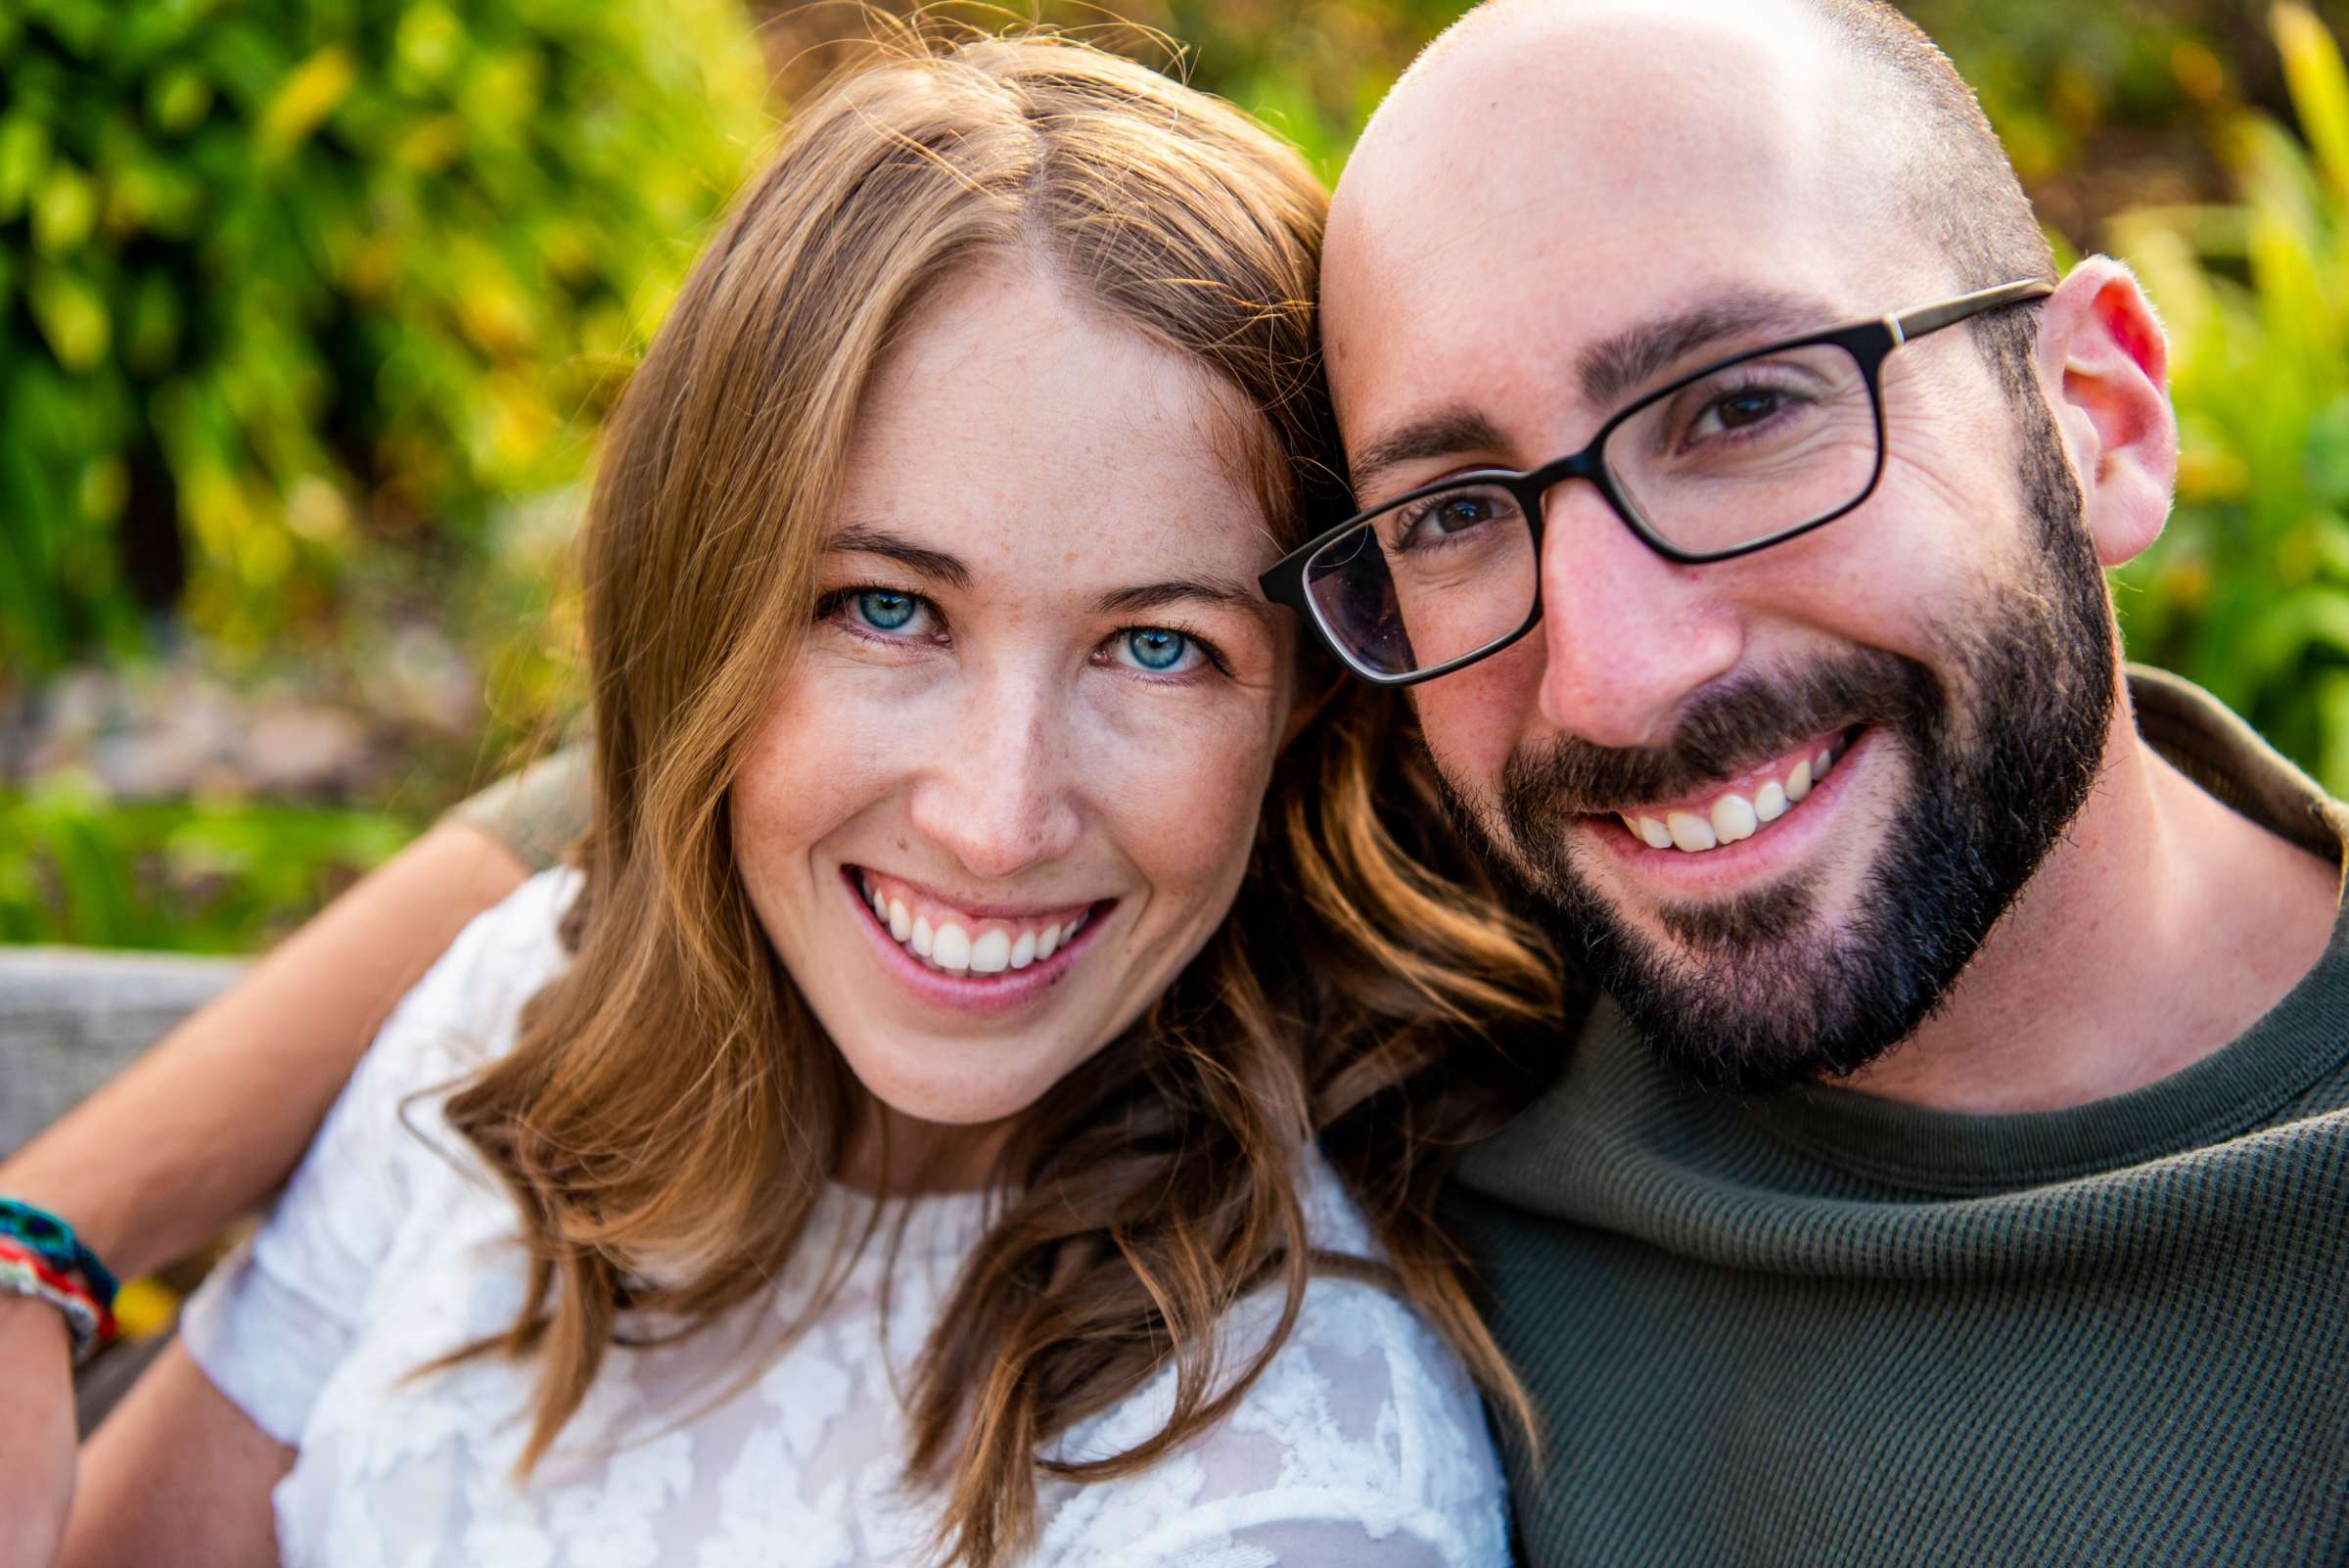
[1034, 1157, 1511, 1567]
[367, 864, 582, 1086]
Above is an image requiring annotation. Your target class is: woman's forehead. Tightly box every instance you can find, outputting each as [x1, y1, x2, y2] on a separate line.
[835, 263, 1281, 584]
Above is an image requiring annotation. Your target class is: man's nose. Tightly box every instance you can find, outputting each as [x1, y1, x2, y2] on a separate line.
[905, 679, 1083, 881]
[1533, 483, 1742, 749]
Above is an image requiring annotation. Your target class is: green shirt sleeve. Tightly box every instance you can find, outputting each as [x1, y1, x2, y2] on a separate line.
[443, 744, 592, 874]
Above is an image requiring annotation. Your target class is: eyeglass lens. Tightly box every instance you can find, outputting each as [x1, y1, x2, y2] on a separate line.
[1303, 341, 1879, 677]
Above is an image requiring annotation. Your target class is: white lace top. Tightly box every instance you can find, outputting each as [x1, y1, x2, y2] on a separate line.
[182, 871, 1510, 1567]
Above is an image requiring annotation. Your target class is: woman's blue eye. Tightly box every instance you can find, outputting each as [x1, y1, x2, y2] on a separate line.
[1123, 627, 1194, 672]
[856, 590, 917, 631]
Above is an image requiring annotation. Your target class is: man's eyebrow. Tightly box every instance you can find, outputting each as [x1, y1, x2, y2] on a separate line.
[1577, 290, 1838, 410]
[1345, 293, 1844, 504]
[1093, 576, 1268, 618]
[1347, 408, 1513, 501]
[826, 523, 972, 590]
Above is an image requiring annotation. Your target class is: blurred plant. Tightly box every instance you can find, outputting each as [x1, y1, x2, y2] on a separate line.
[1909, 0, 2237, 176]
[0, 0, 768, 682]
[0, 776, 414, 951]
[2112, 3, 2349, 788]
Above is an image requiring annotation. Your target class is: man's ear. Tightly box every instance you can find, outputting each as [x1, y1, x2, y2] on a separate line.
[2033, 256, 2180, 568]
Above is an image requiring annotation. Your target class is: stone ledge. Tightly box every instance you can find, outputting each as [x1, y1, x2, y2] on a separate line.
[0, 946, 247, 1155]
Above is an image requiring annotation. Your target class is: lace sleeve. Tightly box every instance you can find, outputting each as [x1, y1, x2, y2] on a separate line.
[178, 869, 579, 1444]
[1036, 1278, 1512, 1568]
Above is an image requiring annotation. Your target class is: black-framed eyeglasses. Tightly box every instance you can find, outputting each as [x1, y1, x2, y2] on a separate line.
[1260, 278, 2055, 686]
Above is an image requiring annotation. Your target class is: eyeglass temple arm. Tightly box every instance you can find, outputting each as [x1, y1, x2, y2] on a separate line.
[1887, 278, 2056, 346]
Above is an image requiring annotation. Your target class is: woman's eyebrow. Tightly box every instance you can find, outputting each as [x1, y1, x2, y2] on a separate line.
[1094, 577, 1267, 617]
[827, 523, 972, 589]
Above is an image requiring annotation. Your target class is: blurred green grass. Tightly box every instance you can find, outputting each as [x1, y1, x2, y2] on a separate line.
[4, 0, 2347, 952]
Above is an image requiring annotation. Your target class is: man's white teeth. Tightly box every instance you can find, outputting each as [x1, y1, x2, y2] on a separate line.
[1622, 814, 1675, 851]
[1666, 810, 1717, 853]
[889, 899, 910, 942]
[1625, 739, 1845, 856]
[910, 916, 935, 958]
[1010, 931, 1037, 969]
[932, 923, 971, 971]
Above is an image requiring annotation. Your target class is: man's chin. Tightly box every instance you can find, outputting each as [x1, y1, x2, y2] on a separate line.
[1582, 899, 1936, 1094]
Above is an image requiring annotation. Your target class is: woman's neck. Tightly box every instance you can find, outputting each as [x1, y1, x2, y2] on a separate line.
[835, 1102, 1015, 1196]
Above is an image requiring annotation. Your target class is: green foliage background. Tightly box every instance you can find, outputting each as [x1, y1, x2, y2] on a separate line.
[0, 0, 763, 676]
[4, 0, 2348, 951]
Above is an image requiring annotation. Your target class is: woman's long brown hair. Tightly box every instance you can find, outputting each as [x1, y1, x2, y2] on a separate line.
[439, 27, 1564, 1568]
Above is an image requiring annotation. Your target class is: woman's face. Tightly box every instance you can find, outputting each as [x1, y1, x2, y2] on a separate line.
[730, 259, 1299, 1178]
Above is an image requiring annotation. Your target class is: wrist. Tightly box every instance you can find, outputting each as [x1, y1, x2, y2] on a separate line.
[0, 1198, 122, 1361]
[0, 1287, 73, 1360]
[0, 1159, 128, 1266]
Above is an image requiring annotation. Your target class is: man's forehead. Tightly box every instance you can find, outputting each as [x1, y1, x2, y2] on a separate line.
[1324, 0, 1890, 448]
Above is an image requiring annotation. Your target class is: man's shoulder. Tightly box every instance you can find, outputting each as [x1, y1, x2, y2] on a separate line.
[2129, 665, 2345, 861]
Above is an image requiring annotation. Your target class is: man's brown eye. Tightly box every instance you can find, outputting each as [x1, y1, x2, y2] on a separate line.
[1718, 390, 1782, 428]
[1438, 495, 1497, 530]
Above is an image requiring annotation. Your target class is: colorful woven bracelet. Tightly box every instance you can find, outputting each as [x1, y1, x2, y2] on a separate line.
[0, 1236, 114, 1357]
[0, 1197, 119, 1310]
[0, 1258, 101, 1353]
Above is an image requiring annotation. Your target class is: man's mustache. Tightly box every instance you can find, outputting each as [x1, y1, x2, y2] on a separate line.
[1500, 648, 1937, 816]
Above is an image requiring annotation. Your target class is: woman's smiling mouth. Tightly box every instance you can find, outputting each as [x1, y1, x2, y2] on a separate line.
[847, 867, 1105, 987]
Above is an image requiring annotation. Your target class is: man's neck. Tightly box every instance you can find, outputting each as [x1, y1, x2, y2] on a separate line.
[1838, 686, 2341, 1115]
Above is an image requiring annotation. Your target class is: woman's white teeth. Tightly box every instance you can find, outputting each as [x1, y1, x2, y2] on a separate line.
[861, 873, 1089, 977]
[1625, 739, 1844, 856]
[909, 915, 1083, 976]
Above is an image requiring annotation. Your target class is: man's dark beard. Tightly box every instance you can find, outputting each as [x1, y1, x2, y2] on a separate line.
[1452, 388, 2116, 1092]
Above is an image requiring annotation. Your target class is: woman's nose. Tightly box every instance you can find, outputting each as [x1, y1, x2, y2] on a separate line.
[905, 681, 1084, 881]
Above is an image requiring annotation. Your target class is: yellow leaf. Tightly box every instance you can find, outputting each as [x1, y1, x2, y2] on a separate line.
[26, 265, 108, 370]
[111, 1276, 179, 1341]
[256, 45, 356, 160]
[2276, 3, 2349, 192]
[31, 164, 95, 255]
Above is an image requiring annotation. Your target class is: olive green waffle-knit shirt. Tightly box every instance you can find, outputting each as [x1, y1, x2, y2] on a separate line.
[1448, 668, 2349, 1566]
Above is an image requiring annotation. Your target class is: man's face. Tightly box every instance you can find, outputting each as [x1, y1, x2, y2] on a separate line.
[1322, 5, 2119, 1089]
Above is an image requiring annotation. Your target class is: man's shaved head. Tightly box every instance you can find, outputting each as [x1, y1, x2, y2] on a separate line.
[1329, 0, 2055, 443]
[1377, 0, 2051, 297]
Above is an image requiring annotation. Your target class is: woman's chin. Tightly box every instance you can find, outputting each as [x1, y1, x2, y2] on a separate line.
[842, 1040, 1078, 1135]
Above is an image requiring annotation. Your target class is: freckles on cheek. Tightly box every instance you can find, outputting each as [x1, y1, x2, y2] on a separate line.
[1413, 647, 1538, 791]
[732, 672, 903, 878]
[1083, 701, 1278, 908]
